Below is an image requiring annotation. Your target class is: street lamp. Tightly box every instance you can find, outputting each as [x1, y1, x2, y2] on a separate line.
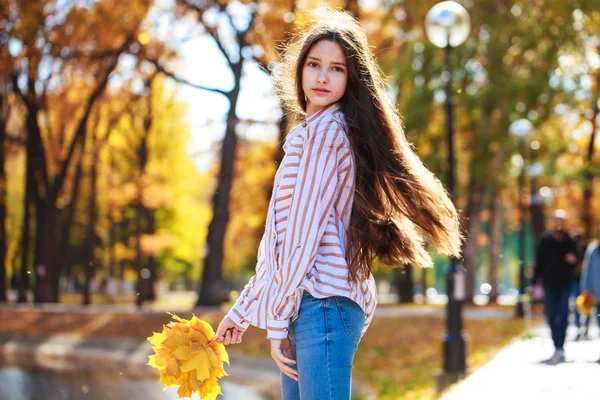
[509, 118, 534, 318]
[425, 1, 470, 392]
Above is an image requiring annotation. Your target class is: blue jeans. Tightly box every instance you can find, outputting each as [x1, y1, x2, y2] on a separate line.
[544, 286, 570, 350]
[281, 292, 365, 400]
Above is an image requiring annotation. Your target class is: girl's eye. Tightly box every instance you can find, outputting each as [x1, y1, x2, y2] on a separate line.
[307, 62, 318, 67]
[333, 66, 344, 72]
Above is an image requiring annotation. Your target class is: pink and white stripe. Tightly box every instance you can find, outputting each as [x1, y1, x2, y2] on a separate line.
[225, 102, 377, 340]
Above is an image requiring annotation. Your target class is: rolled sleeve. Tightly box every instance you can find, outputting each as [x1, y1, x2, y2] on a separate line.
[267, 318, 290, 340]
[225, 302, 251, 331]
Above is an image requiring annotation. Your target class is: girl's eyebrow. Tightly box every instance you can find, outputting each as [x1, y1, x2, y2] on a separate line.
[307, 55, 346, 66]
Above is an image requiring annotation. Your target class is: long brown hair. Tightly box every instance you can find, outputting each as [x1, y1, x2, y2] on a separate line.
[275, 10, 463, 282]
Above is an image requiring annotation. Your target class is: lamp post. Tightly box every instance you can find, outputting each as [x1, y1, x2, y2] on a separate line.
[425, 1, 470, 391]
[509, 118, 534, 318]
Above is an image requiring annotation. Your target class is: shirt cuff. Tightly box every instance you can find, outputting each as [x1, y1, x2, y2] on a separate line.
[267, 318, 290, 340]
[225, 303, 250, 332]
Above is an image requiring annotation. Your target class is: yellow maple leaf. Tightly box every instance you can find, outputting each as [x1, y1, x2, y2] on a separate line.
[147, 313, 229, 399]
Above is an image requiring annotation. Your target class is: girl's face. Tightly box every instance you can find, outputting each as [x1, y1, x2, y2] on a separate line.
[302, 39, 348, 116]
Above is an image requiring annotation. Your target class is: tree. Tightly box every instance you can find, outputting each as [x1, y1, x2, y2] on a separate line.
[4, 0, 150, 302]
[153, 0, 259, 305]
[376, 0, 597, 299]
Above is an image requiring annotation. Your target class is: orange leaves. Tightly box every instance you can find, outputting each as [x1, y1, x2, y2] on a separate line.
[139, 232, 178, 256]
[576, 291, 596, 316]
[147, 313, 229, 399]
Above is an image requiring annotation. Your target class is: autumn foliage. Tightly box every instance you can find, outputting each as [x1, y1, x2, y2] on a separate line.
[147, 314, 229, 399]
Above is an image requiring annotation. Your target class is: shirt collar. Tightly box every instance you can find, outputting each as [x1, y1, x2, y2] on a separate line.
[283, 102, 343, 153]
[303, 102, 343, 127]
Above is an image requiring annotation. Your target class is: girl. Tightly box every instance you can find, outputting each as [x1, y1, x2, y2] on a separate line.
[215, 9, 462, 399]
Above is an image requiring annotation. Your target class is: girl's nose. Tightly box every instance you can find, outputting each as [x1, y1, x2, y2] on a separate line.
[317, 69, 328, 83]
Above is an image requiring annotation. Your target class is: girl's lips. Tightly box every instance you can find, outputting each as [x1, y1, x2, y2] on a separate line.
[312, 88, 330, 95]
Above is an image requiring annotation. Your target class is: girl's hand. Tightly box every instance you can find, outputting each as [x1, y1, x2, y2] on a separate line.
[215, 317, 244, 345]
[270, 338, 298, 381]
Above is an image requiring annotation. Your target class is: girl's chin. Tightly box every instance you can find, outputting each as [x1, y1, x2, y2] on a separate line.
[307, 98, 336, 108]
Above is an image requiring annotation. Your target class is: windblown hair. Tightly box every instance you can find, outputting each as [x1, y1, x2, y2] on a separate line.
[274, 9, 463, 282]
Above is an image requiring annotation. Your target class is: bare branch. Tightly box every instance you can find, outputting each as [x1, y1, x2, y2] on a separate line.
[50, 45, 130, 61]
[205, 26, 237, 71]
[151, 60, 229, 96]
[177, 0, 238, 70]
[53, 35, 133, 196]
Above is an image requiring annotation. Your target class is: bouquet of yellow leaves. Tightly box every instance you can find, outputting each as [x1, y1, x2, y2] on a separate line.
[576, 291, 596, 317]
[147, 313, 229, 399]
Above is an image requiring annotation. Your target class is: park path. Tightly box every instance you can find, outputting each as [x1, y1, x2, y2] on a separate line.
[440, 323, 599, 400]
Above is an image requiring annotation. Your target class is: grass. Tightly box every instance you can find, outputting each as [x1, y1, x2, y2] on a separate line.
[0, 300, 540, 400]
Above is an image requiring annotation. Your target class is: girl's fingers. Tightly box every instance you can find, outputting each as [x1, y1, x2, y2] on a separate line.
[215, 325, 226, 342]
[277, 353, 296, 365]
[215, 319, 235, 343]
[272, 346, 296, 366]
[234, 329, 243, 344]
[231, 329, 240, 344]
[224, 329, 232, 345]
[275, 359, 298, 381]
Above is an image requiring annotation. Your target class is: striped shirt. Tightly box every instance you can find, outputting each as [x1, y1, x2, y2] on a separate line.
[225, 102, 377, 340]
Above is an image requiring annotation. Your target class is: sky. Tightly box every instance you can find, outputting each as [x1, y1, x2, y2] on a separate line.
[175, 36, 282, 171]
[151, 1, 283, 172]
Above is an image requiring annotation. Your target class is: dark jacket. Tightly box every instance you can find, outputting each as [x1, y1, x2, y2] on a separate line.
[533, 231, 577, 288]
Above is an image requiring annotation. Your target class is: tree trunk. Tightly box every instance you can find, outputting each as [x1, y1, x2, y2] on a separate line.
[530, 175, 545, 246]
[108, 216, 116, 278]
[135, 87, 154, 307]
[461, 181, 485, 303]
[17, 161, 33, 303]
[24, 38, 131, 303]
[582, 87, 598, 240]
[83, 148, 98, 305]
[35, 202, 59, 302]
[58, 143, 87, 283]
[197, 68, 243, 306]
[146, 208, 156, 301]
[22, 100, 54, 303]
[0, 114, 7, 302]
[135, 150, 147, 308]
[395, 265, 414, 303]
[488, 194, 502, 302]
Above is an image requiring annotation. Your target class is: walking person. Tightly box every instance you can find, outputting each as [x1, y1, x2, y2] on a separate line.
[571, 233, 587, 339]
[580, 223, 600, 339]
[532, 209, 577, 363]
[213, 9, 462, 399]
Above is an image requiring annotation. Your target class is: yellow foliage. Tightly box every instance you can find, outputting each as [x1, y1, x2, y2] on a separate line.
[576, 291, 596, 317]
[138, 31, 151, 45]
[147, 314, 229, 399]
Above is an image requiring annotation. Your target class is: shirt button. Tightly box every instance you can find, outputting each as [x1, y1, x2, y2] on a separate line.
[302, 121, 307, 128]
[273, 234, 276, 239]
[284, 327, 288, 332]
[297, 245, 301, 248]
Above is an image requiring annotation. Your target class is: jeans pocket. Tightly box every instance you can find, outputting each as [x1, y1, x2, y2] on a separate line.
[334, 296, 365, 346]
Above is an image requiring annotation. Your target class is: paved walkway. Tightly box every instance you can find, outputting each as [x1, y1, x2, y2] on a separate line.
[440, 323, 599, 400]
